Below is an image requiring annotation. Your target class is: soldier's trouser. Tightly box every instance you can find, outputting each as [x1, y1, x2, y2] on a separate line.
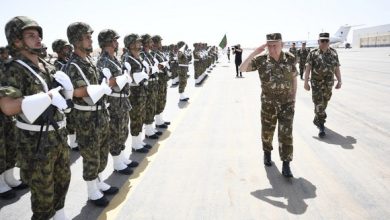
[18, 128, 70, 220]
[3, 116, 17, 172]
[156, 77, 168, 115]
[108, 109, 129, 156]
[75, 110, 110, 180]
[65, 110, 76, 134]
[299, 62, 305, 78]
[129, 86, 147, 136]
[235, 60, 242, 75]
[194, 61, 201, 79]
[311, 79, 333, 125]
[144, 80, 158, 124]
[261, 100, 295, 161]
[178, 68, 188, 93]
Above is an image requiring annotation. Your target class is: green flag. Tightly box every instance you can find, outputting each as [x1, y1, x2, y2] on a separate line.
[219, 34, 227, 49]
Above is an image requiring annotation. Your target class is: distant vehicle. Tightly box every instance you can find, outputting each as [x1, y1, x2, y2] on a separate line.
[284, 25, 353, 48]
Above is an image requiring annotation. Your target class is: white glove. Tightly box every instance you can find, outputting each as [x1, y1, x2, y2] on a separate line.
[49, 87, 68, 110]
[151, 65, 159, 74]
[167, 71, 172, 77]
[142, 61, 151, 74]
[124, 62, 132, 72]
[101, 78, 112, 95]
[133, 71, 149, 85]
[53, 71, 74, 99]
[102, 68, 112, 80]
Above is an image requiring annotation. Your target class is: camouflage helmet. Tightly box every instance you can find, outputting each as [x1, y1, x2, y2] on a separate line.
[140, 34, 152, 45]
[5, 16, 43, 45]
[124, 34, 141, 48]
[98, 29, 120, 48]
[151, 35, 162, 43]
[177, 41, 185, 49]
[52, 39, 71, 53]
[67, 22, 93, 45]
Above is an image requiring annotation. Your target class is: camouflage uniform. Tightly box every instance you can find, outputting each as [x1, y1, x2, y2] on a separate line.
[177, 42, 189, 94]
[97, 51, 131, 156]
[2, 57, 70, 219]
[2, 16, 70, 219]
[297, 46, 310, 79]
[289, 45, 298, 61]
[193, 43, 202, 80]
[151, 43, 170, 118]
[64, 53, 110, 180]
[306, 47, 340, 126]
[248, 51, 296, 162]
[140, 48, 158, 128]
[168, 44, 179, 85]
[122, 50, 147, 137]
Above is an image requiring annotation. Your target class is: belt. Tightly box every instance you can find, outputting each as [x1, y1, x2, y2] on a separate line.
[179, 64, 189, 67]
[73, 103, 102, 111]
[108, 92, 129, 98]
[16, 120, 66, 132]
[149, 78, 158, 81]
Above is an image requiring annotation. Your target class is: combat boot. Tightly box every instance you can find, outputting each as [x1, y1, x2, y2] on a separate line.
[113, 155, 133, 175]
[86, 179, 108, 207]
[318, 124, 326, 138]
[0, 173, 16, 199]
[282, 161, 293, 178]
[119, 151, 139, 168]
[97, 173, 119, 195]
[263, 151, 272, 166]
[4, 168, 28, 189]
[53, 208, 69, 220]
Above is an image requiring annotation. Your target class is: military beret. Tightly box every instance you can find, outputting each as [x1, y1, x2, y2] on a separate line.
[319, 32, 330, 39]
[266, 33, 282, 41]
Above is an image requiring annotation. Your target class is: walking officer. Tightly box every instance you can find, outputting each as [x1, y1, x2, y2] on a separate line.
[304, 33, 342, 138]
[240, 33, 297, 178]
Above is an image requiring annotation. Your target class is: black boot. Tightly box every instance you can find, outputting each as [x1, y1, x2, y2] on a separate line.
[318, 124, 326, 138]
[282, 161, 293, 178]
[263, 151, 272, 167]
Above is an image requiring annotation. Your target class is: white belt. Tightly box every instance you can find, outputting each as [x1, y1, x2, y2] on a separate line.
[179, 64, 189, 67]
[108, 92, 129, 98]
[193, 59, 200, 61]
[16, 120, 66, 132]
[74, 103, 102, 111]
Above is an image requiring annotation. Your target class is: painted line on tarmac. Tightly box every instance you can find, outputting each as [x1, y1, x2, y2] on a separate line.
[98, 85, 203, 220]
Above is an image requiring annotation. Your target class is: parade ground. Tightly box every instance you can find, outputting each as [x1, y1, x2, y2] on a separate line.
[1, 48, 389, 220]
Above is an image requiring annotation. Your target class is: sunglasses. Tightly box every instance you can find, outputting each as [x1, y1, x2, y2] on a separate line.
[320, 39, 329, 43]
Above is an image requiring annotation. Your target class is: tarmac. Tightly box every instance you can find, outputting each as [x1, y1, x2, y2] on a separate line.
[1, 47, 390, 220]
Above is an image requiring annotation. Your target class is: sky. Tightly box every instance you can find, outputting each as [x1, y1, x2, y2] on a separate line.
[1, 0, 389, 53]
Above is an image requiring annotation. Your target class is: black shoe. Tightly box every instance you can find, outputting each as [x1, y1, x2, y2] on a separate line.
[180, 98, 189, 102]
[70, 146, 79, 151]
[12, 182, 28, 190]
[155, 131, 163, 136]
[318, 124, 326, 138]
[102, 186, 119, 195]
[282, 161, 293, 178]
[145, 134, 159, 139]
[132, 147, 149, 153]
[164, 121, 171, 125]
[90, 196, 109, 207]
[263, 151, 272, 167]
[127, 161, 139, 168]
[0, 189, 16, 199]
[156, 124, 168, 129]
[143, 144, 152, 149]
[115, 167, 133, 175]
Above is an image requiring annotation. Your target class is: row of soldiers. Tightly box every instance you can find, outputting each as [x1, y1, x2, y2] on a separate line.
[0, 16, 219, 220]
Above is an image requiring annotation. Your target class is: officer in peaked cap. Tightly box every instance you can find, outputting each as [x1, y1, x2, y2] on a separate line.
[239, 32, 297, 178]
[304, 32, 342, 138]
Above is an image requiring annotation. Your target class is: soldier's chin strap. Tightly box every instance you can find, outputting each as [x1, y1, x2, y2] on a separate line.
[22, 45, 42, 55]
